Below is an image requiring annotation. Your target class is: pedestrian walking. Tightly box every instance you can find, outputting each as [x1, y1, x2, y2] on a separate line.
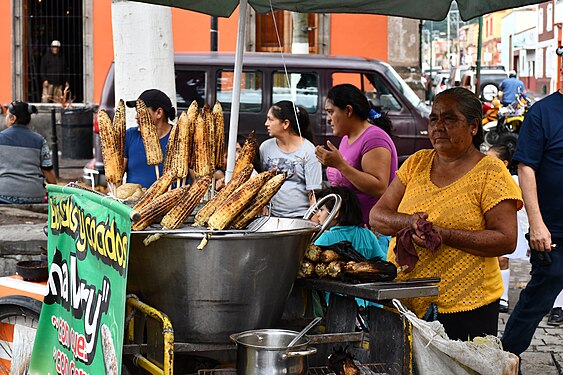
[501, 52, 563, 372]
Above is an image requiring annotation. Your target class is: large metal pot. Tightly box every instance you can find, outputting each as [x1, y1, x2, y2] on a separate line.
[128, 217, 319, 343]
[230, 329, 317, 375]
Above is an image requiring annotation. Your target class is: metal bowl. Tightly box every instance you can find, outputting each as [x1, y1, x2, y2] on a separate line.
[16, 260, 48, 282]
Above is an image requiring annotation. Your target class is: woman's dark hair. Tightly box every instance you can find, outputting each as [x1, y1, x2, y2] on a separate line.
[270, 100, 314, 143]
[316, 186, 363, 227]
[8, 101, 38, 125]
[326, 83, 393, 136]
[435, 87, 484, 149]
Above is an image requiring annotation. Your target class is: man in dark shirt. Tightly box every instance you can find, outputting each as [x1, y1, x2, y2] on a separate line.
[40, 40, 67, 103]
[501, 53, 563, 374]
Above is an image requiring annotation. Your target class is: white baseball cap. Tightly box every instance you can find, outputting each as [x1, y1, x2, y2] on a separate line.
[51, 40, 61, 47]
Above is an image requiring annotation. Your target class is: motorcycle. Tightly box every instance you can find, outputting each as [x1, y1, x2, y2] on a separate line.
[482, 92, 531, 152]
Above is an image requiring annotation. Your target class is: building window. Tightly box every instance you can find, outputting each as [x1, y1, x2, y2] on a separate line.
[536, 48, 544, 79]
[255, 11, 319, 53]
[22, 0, 84, 103]
[538, 8, 544, 34]
[547, 3, 553, 32]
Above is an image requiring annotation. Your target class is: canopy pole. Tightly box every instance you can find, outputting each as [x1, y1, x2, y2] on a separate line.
[476, 16, 483, 98]
[225, 0, 248, 183]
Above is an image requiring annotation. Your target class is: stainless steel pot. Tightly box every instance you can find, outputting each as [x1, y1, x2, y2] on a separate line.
[128, 218, 319, 343]
[230, 329, 317, 375]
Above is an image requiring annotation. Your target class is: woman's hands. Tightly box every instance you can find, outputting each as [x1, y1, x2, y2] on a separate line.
[315, 141, 345, 169]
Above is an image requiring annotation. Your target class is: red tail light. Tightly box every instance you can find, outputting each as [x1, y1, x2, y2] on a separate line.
[93, 113, 99, 133]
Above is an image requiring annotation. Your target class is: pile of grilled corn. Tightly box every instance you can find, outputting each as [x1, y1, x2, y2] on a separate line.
[98, 98, 285, 231]
[298, 244, 396, 281]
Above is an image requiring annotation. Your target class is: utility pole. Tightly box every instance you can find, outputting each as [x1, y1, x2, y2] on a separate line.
[476, 16, 483, 98]
[211, 16, 218, 51]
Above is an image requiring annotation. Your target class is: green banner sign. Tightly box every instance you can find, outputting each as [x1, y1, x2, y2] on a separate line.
[29, 186, 134, 375]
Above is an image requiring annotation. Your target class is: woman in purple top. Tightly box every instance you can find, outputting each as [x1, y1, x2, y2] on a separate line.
[315, 84, 398, 226]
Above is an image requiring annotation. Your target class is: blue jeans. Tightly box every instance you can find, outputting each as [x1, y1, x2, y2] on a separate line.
[501, 238, 563, 358]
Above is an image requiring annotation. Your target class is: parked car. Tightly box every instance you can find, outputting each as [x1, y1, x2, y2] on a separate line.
[88, 52, 432, 183]
[460, 66, 508, 101]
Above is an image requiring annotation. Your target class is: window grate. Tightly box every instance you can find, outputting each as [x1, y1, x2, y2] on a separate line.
[23, 0, 83, 103]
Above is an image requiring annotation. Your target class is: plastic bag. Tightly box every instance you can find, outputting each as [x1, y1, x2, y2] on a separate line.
[392, 300, 519, 375]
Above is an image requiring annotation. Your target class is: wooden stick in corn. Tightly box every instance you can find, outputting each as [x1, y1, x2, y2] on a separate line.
[113, 99, 126, 160]
[232, 131, 257, 177]
[187, 100, 198, 170]
[97, 110, 123, 185]
[203, 103, 216, 171]
[193, 109, 213, 177]
[173, 110, 191, 180]
[161, 176, 211, 230]
[132, 172, 174, 211]
[193, 164, 253, 226]
[136, 99, 163, 166]
[212, 100, 226, 170]
[132, 186, 189, 231]
[230, 173, 286, 229]
[207, 170, 276, 230]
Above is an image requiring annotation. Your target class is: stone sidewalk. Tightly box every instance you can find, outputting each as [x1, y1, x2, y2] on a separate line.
[499, 259, 563, 374]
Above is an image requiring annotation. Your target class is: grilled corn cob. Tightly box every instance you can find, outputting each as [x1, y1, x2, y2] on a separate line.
[136, 99, 163, 165]
[132, 186, 189, 231]
[193, 108, 213, 177]
[187, 100, 198, 170]
[193, 164, 253, 226]
[98, 110, 123, 185]
[212, 100, 225, 170]
[230, 173, 286, 229]
[320, 250, 341, 263]
[207, 170, 274, 230]
[132, 173, 174, 211]
[172, 111, 191, 179]
[203, 103, 216, 171]
[161, 176, 211, 230]
[163, 122, 180, 176]
[232, 131, 257, 177]
[114, 99, 126, 158]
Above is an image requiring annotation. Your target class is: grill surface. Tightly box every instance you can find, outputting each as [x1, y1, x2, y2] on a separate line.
[197, 363, 398, 374]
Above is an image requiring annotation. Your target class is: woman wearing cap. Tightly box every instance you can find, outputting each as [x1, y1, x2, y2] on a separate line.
[0, 101, 57, 203]
[124, 89, 179, 188]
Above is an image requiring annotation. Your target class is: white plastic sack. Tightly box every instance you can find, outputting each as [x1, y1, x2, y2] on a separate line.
[392, 300, 519, 375]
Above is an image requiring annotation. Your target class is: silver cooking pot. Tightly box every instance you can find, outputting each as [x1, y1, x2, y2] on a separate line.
[230, 329, 317, 375]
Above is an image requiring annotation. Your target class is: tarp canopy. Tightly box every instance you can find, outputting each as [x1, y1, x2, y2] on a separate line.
[130, 0, 544, 21]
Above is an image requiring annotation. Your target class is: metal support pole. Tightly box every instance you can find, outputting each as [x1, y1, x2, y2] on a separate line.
[225, 0, 248, 183]
[211, 16, 218, 51]
[50, 108, 59, 178]
[476, 16, 483, 98]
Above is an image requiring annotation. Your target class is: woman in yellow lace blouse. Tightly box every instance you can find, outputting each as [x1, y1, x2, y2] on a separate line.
[370, 87, 523, 341]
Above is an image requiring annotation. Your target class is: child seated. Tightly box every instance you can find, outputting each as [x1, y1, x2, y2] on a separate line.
[313, 186, 386, 262]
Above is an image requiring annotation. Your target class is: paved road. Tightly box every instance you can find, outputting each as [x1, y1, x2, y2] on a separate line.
[499, 259, 563, 374]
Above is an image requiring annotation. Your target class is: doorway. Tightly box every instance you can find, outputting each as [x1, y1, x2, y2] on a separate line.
[22, 0, 84, 103]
